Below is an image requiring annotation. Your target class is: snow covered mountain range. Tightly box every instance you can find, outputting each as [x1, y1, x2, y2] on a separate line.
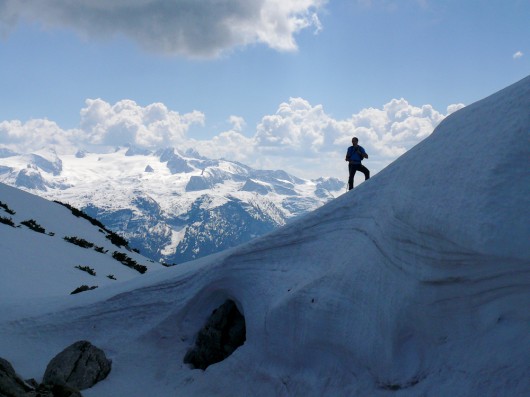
[0, 76, 529, 397]
[0, 147, 344, 265]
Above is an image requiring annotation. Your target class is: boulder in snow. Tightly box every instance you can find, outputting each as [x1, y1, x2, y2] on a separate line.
[184, 300, 246, 370]
[0, 357, 33, 397]
[42, 341, 111, 390]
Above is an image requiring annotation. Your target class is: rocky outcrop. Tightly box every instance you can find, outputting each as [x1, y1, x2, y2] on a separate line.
[33, 383, 83, 397]
[159, 148, 193, 174]
[184, 300, 246, 370]
[0, 357, 82, 397]
[186, 175, 214, 191]
[43, 341, 111, 390]
[1, 341, 111, 396]
[0, 357, 33, 397]
[15, 168, 47, 191]
[240, 179, 271, 195]
[28, 154, 62, 176]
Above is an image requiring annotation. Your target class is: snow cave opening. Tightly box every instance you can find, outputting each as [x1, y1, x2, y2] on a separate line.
[183, 299, 246, 370]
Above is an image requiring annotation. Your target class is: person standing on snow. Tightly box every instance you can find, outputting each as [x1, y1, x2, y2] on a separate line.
[345, 137, 370, 190]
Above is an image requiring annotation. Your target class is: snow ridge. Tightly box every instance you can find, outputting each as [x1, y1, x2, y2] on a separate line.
[0, 183, 166, 306]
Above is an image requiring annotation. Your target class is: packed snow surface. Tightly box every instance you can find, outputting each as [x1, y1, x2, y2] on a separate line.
[0, 76, 529, 396]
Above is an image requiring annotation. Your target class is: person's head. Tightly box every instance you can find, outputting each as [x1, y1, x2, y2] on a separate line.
[351, 137, 359, 146]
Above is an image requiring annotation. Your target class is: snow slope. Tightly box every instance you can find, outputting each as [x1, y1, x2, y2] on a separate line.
[0, 184, 167, 307]
[0, 76, 529, 396]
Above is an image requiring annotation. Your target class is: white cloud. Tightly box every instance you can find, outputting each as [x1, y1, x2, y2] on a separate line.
[0, 0, 327, 58]
[331, 98, 449, 160]
[79, 98, 205, 149]
[228, 116, 247, 133]
[188, 116, 254, 162]
[0, 97, 463, 179]
[255, 98, 330, 153]
[447, 103, 465, 114]
[196, 130, 256, 164]
[196, 97, 460, 178]
[513, 51, 523, 59]
[0, 119, 82, 153]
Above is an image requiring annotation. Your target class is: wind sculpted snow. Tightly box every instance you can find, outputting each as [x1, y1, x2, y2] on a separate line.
[0, 76, 529, 396]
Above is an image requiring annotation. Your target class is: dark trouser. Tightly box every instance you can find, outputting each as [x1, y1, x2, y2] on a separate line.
[348, 162, 370, 190]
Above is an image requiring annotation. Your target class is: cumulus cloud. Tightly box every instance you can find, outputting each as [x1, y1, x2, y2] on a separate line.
[228, 116, 247, 132]
[196, 130, 256, 164]
[447, 103, 465, 114]
[251, 96, 451, 161]
[0, 97, 463, 179]
[513, 51, 523, 59]
[79, 98, 205, 148]
[0, 119, 82, 153]
[0, 99, 204, 153]
[0, 0, 326, 57]
[244, 97, 459, 176]
[255, 98, 330, 153]
[341, 99, 448, 156]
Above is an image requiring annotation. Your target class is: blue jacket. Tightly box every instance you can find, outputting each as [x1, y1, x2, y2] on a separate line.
[346, 145, 367, 163]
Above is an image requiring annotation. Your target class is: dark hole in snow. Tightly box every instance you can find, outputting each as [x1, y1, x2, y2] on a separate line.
[183, 299, 246, 370]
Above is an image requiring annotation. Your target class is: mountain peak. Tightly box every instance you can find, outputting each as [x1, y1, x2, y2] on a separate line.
[125, 145, 152, 156]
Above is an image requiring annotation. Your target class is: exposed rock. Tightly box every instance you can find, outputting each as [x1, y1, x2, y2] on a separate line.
[28, 153, 62, 176]
[0, 357, 33, 397]
[175, 196, 280, 263]
[240, 179, 271, 195]
[184, 300, 246, 370]
[42, 341, 111, 390]
[314, 176, 345, 192]
[34, 383, 83, 397]
[15, 168, 47, 191]
[159, 148, 193, 174]
[24, 378, 39, 389]
[186, 175, 214, 192]
[272, 184, 298, 196]
[125, 146, 151, 156]
[0, 357, 84, 397]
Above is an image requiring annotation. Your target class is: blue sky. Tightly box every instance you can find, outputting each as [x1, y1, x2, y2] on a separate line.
[0, 0, 528, 180]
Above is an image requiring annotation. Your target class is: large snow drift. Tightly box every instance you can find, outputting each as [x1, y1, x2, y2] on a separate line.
[0, 76, 529, 396]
